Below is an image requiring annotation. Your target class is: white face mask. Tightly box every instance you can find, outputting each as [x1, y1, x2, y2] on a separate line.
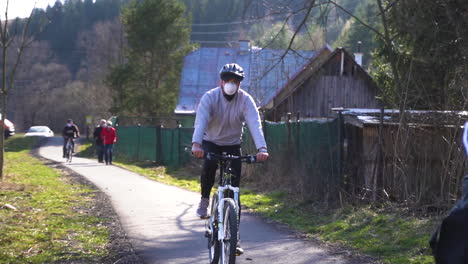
[223, 82, 238, 95]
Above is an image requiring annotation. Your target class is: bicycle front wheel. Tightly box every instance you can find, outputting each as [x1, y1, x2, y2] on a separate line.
[67, 147, 73, 163]
[208, 193, 220, 264]
[221, 198, 238, 264]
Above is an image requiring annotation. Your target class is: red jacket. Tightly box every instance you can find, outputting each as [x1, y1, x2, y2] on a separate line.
[101, 126, 117, 144]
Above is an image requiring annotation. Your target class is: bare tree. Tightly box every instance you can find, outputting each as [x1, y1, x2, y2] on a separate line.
[0, 0, 35, 180]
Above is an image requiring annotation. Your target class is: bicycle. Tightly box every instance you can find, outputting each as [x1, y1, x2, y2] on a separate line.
[65, 137, 74, 163]
[203, 152, 257, 264]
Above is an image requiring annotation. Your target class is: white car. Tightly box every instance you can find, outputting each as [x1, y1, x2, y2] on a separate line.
[24, 126, 54, 137]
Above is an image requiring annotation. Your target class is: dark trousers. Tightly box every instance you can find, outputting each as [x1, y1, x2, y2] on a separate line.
[63, 138, 75, 156]
[431, 208, 468, 263]
[104, 144, 114, 164]
[96, 144, 104, 162]
[201, 140, 242, 213]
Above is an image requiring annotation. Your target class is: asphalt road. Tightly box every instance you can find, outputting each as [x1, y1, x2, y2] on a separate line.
[38, 137, 371, 264]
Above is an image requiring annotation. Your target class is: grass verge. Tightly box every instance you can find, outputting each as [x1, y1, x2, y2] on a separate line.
[0, 136, 111, 263]
[78, 141, 439, 264]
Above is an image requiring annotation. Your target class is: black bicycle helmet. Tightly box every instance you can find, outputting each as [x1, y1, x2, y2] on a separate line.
[219, 63, 244, 81]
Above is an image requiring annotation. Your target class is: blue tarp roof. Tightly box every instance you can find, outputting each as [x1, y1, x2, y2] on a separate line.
[175, 45, 319, 114]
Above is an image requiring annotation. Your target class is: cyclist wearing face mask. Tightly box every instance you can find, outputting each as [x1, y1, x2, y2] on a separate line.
[62, 119, 80, 158]
[191, 63, 269, 255]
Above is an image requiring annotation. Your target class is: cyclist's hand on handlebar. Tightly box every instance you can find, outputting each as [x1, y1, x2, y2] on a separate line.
[191, 142, 204, 159]
[256, 151, 269, 162]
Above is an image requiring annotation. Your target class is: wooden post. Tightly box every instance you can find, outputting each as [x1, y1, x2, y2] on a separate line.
[262, 109, 267, 146]
[296, 111, 300, 157]
[287, 112, 292, 150]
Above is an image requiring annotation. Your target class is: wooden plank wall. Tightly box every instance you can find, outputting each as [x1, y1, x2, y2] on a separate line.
[272, 75, 380, 121]
[345, 124, 466, 206]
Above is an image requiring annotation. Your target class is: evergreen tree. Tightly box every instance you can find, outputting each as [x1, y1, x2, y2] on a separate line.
[108, 0, 194, 117]
[334, 0, 379, 67]
[371, 0, 468, 110]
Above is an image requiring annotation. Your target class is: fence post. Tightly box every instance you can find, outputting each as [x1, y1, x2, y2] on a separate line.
[296, 111, 300, 157]
[337, 110, 344, 185]
[137, 124, 141, 161]
[287, 112, 292, 151]
[156, 124, 162, 164]
[262, 109, 267, 149]
[177, 120, 181, 167]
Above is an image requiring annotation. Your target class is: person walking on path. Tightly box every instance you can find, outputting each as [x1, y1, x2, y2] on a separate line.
[101, 120, 117, 165]
[191, 63, 269, 255]
[93, 119, 106, 163]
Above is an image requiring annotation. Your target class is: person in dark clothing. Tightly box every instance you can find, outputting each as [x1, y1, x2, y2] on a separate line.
[93, 119, 106, 163]
[430, 176, 468, 264]
[62, 119, 80, 158]
[430, 122, 468, 263]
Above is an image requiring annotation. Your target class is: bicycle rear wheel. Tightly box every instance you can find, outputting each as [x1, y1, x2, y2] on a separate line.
[221, 198, 238, 264]
[208, 193, 220, 264]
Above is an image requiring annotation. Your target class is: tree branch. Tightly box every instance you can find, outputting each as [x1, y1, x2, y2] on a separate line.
[328, 0, 385, 40]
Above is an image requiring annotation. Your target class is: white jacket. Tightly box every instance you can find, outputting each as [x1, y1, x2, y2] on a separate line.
[192, 87, 267, 150]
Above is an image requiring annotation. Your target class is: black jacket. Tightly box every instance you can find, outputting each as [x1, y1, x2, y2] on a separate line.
[62, 124, 80, 138]
[93, 125, 104, 145]
[430, 175, 468, 263]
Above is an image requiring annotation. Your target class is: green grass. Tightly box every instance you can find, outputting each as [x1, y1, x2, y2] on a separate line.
[78, 142, 438, 264]
[0, 135, 111, 263]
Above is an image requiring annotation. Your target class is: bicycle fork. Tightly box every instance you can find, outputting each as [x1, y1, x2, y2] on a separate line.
[216, 185, 239, 242]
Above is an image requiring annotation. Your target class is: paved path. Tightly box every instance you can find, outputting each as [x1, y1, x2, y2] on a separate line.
[39, 137, 363, 264]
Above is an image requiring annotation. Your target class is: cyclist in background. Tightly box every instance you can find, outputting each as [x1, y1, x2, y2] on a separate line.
[191, 63, 269, 255]
[62, 119, 80, 158]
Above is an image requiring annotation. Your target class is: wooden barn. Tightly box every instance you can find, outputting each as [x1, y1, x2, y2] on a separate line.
[339, 108, 468, 205]
[264, 48, 381, 121]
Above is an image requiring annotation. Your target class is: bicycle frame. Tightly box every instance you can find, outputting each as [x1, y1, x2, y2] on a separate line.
[204, 152, 256, 263]
[215, 160, 240, 245]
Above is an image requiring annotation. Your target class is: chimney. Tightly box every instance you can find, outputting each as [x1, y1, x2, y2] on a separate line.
[238, 40, 250, 54]
[354, 41, 363, 66]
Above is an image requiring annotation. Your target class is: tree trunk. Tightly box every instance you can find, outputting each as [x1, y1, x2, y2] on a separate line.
[0, 34, 6, 181]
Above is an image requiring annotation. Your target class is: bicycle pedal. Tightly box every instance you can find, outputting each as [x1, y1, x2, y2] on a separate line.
[204, 230, 212, 237]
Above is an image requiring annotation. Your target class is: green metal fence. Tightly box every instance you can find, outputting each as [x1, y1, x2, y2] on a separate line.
[114, 126, 193, 167]
[240, 118, 342, 202]
[114, 118, 342, 203]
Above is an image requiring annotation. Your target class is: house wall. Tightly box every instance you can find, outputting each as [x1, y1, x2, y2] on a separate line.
[267, 50, 380, 122]
[270, 74, 380, 121]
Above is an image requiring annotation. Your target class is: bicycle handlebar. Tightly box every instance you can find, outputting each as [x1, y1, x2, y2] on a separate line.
[184, 147, 259, 164]
[205, 152, 257, 164]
